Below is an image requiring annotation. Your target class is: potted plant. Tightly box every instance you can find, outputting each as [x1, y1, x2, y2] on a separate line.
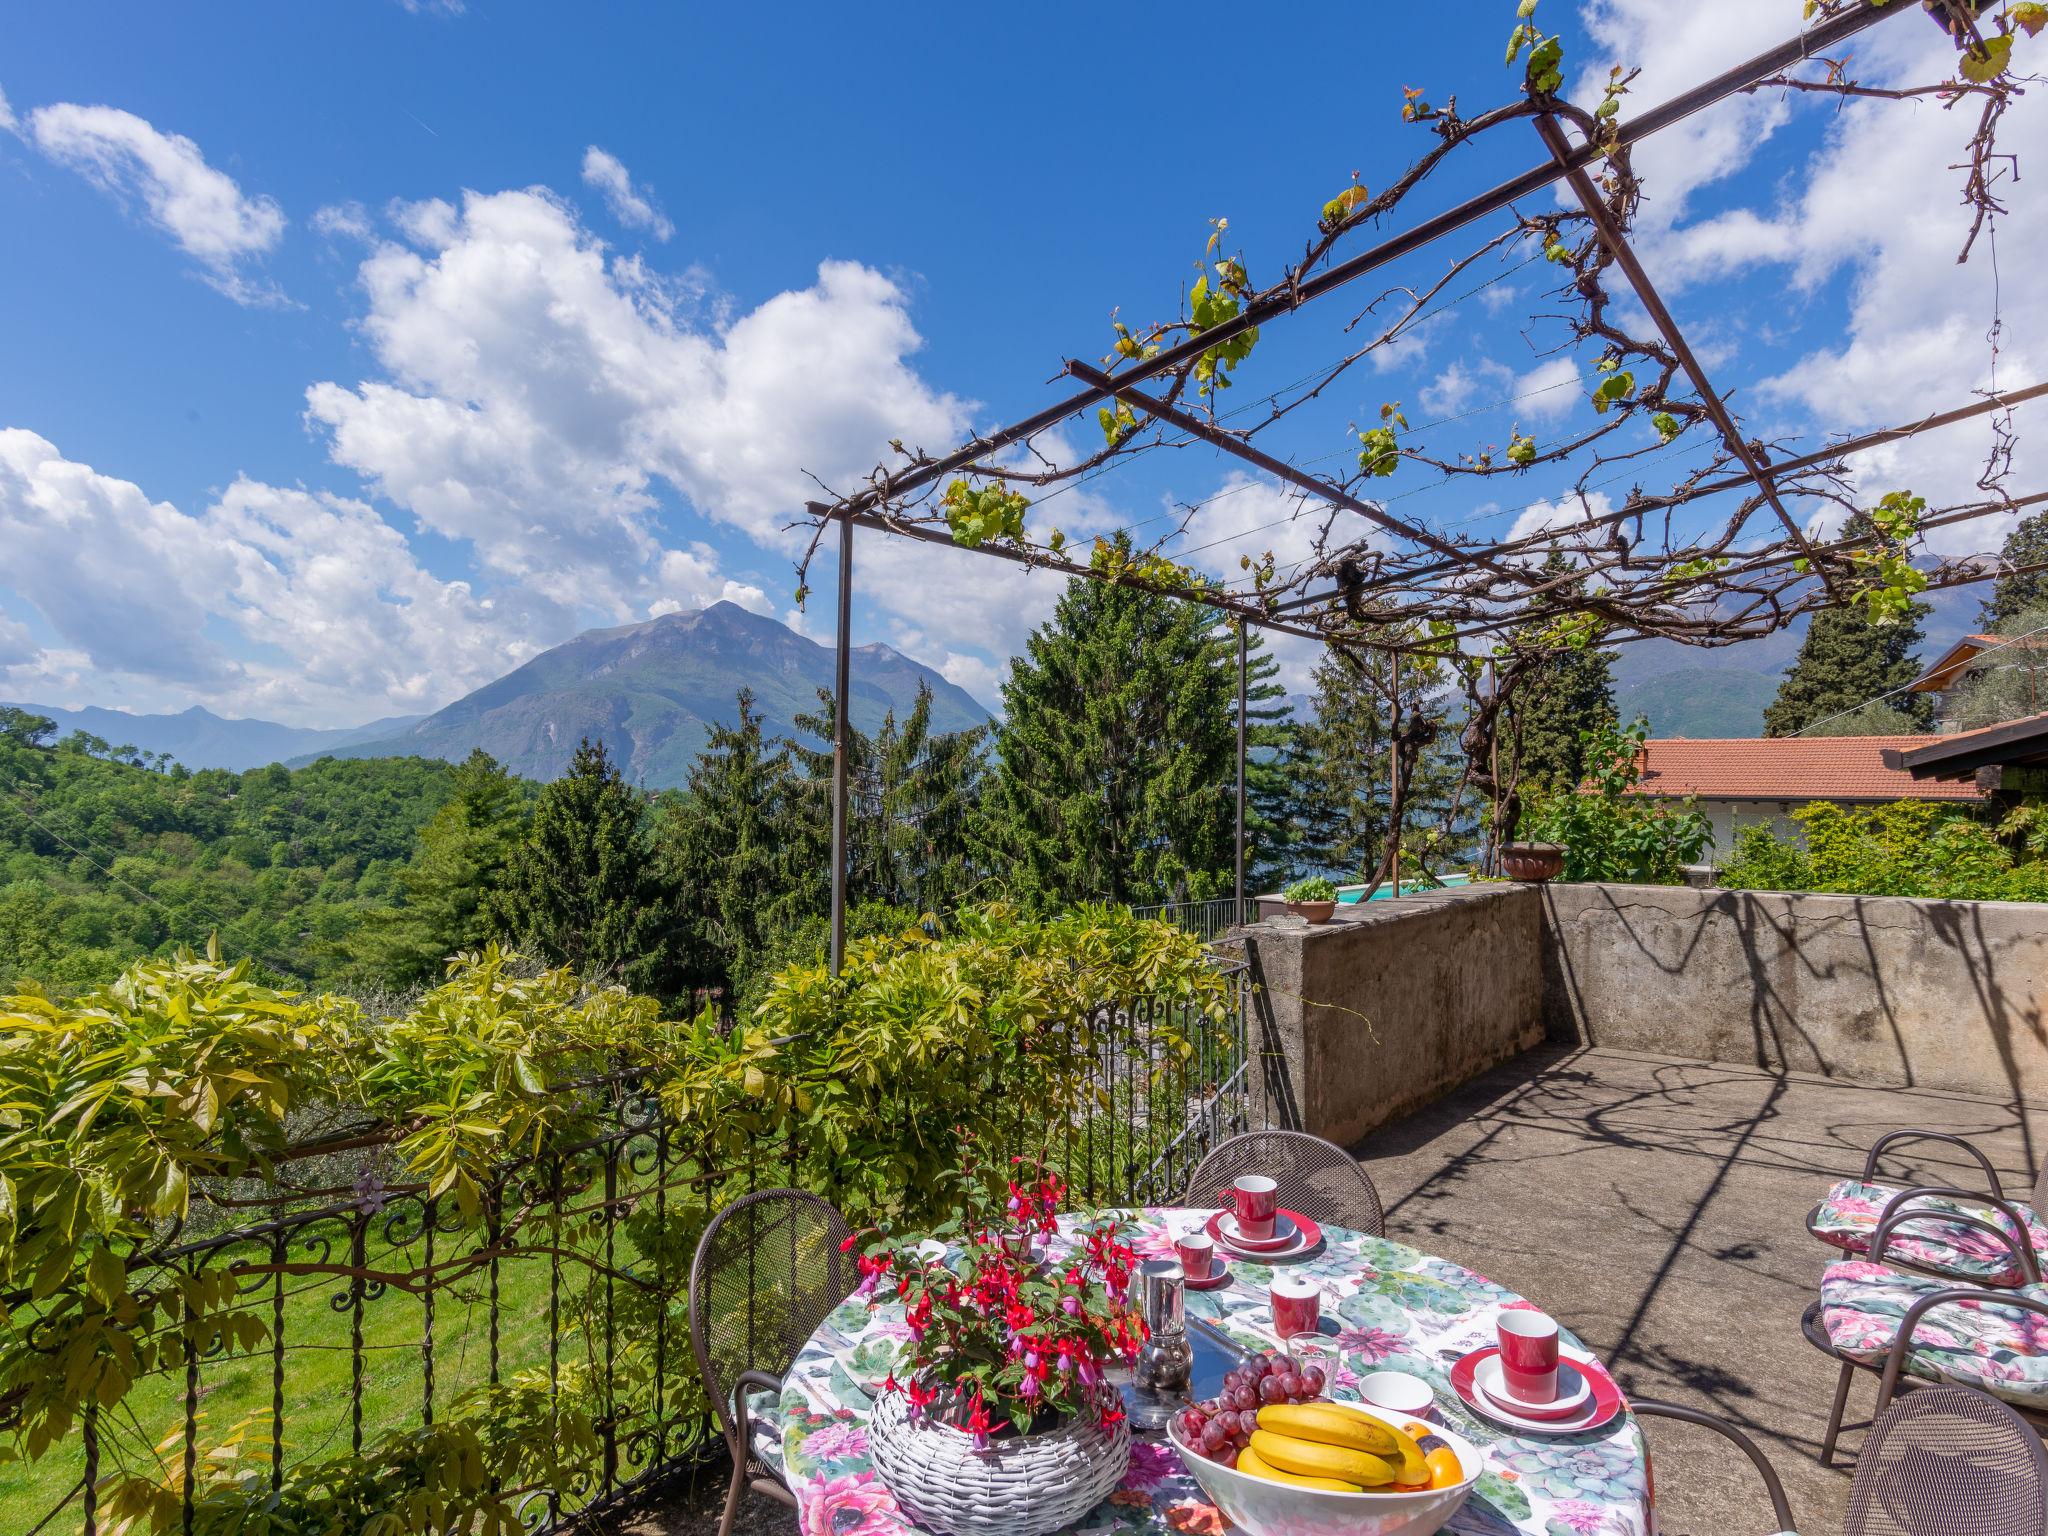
[851, 1160, 1140, 1536]
[1281, 875, 1339, 924]
[1499, 842, 1566, 882]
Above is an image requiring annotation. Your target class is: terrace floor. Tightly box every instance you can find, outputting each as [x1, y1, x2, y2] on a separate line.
[622, 1043, 2046, 1535]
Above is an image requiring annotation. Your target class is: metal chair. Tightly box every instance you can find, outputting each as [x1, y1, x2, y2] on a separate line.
[1633, 1387, 2048, 1535]
[1802, 1212, 2048, 1464]
[689, 1187, 855, 1536]
[1806, 1128, 2048, 1287]
[1180, 1129, 1385, 1236]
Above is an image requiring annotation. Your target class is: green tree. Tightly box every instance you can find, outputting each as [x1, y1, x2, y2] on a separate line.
[1507, 552, 1618, 788]
[1236, 629, 1299, 893]
[1282, 636, 1467, 885]
[1946, 601, 2048, 730]
[653, 690, 805, 999]
[1979, 510, 2048, 628]
[1764, 517, 1933, 736]
[353, 750, 528, 986]
[791, 682, 987, 916]
[979, 547, 1236, 907]
[495, 738, 666, 988]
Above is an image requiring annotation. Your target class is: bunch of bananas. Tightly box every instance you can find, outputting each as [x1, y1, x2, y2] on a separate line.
[1240, 1402, 1463, 1494]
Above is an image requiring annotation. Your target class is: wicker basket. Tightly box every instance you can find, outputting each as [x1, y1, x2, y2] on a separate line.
[868, 1383, 1132, 1536]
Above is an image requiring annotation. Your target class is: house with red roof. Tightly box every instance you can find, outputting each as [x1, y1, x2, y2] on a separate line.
[1620, 734, 1985, 860]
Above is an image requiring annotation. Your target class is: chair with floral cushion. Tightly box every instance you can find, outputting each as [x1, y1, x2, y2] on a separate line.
[1808, 1128, 2048, 1289]
[690, 1187, 856, 1536]
[1181, 1129, 1385, 1236]
[1803, 1226, 2048, 1465]
[1633, 1387, 2047, 1536]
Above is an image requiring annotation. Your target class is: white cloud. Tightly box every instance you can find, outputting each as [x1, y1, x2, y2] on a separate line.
[0, 608, 36, 669]
[1572, 0, 1794, 232]
[1506, 490, 1618, 546]
[0, 428, 551, 721]
[304, 187, 970, 627]
[580, 146, 673, 241]
[939, 651, 1005, 706]
[1732, 25, 2048, 558]
[312, 201, 373, 242]
[0, 85, 16, 136]
[25, 103, 287, 305]
[1513, 357, 1583, 427]
[395, 0, 465, 13]
[1419, 359, 1512, 421]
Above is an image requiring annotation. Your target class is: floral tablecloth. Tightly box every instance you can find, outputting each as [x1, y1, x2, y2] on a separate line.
[763, 1209, 1652, 1536]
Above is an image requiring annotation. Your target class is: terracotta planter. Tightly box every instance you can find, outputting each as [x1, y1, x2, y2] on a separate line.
[1285, 899, 1338, 924]
[1500, 842, 1565, 882]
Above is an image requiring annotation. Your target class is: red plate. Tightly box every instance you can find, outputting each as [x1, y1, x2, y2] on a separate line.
[1183, 1258, 1233, 1291]
[1449, 1345, 1622, 1436]
[1205, 1208, 1325, 1259]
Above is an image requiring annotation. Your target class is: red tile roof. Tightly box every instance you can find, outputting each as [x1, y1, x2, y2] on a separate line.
[1623, 736, 1986, 803]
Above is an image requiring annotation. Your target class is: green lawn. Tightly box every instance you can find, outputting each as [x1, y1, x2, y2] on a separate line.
[6, 1177, 701, 1534]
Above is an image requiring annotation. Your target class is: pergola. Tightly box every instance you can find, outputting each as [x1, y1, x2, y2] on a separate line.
[799, 0, 2044, 968]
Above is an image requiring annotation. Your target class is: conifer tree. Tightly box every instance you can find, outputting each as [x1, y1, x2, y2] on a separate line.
[1284, 640, 1465, 883]
[1764, 515, 1933, 735]
[1980, 510, 2048, 628]
[495, 737, 666, 986]
[654, 691, 805, 996]
[1506, 550, 1618, 789]
[979, 547, 1235, 907]
[791, 682, 987, 915]
[355, 749, 527, 985]
[1236, 629, 1299, 893]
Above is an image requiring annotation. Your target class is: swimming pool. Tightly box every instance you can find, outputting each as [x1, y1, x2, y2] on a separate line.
[1336, 873, 1473, 903]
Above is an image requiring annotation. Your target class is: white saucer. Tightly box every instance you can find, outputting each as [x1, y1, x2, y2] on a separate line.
[1217, 1211, 1299, 1251]
[1475, 1357, 1591, 1419]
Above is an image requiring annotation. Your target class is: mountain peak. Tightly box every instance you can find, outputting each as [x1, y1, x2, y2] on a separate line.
[299, 605, 989, 787]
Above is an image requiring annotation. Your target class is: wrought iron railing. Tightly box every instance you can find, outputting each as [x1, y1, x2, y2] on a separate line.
[1128, 897, 1248, 946]
[15, 964, 1259, 1536]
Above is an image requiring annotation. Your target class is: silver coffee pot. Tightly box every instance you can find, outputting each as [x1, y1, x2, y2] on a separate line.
[1127, 1258, 1192, 1430]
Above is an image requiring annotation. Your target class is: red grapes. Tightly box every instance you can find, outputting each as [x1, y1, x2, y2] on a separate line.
[1174, 1350, 1328, 1463]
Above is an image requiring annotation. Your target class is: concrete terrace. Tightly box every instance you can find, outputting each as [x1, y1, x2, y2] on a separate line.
[1359, 1043, 2040, 1535]
[623, 1041, 2041, 1534]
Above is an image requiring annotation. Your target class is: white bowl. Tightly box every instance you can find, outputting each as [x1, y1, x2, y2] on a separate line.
[1167, 1403, 1479, 1536]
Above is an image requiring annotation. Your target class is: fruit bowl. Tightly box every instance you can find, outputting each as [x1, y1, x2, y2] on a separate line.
[1166, 1405, 1480, 1536]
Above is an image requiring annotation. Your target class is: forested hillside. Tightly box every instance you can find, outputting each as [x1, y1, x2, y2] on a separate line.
[0, 706, 470, 991]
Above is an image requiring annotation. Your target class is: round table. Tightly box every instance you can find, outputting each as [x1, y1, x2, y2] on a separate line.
[759, 1208, 1652, 1536]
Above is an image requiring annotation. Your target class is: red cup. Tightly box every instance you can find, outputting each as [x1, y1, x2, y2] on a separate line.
[1232, 1175, 1278, 1242]
[1270, 1275, 1321, 1339]
[1497, 1309, 1561, 1404]
[1174, 1230, 1216, 1281]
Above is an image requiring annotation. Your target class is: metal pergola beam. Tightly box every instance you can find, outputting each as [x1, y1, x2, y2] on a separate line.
[824, 1, 1903, 528]
[1271, 378, 2048, 616]
[1532, 112, 1828, 581]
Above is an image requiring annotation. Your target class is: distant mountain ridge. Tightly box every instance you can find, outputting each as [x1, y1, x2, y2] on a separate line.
[297, 602, 991, 787]
[0, 701, 425, 773]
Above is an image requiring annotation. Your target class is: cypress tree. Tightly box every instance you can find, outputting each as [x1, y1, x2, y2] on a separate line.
[355, 749, 527, 985]
[1764, 516, 1933, 735]
[979, 545, 1236, 907]
[1979, 510, 2048, 628]
[1237, 629, 1299, 894]
[495, 737, 665, 986]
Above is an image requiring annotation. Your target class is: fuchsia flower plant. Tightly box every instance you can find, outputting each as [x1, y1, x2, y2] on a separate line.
[846, 1156, 1143, 1439]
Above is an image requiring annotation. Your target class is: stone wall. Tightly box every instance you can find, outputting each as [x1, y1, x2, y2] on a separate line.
[1540, 882, 2048, 1103]
[1237, 880, 2048, 1147]
[1237, 883, 1546, 1145]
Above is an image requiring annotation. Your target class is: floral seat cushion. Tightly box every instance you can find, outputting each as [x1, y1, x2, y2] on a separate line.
[1819, 1259, 2048, 1410]
[1809, 1178, 2046, 1286]
[744, 1387, 786, 1479]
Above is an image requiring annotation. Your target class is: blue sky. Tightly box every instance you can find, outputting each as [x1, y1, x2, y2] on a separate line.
[1, 1, 2039, 725]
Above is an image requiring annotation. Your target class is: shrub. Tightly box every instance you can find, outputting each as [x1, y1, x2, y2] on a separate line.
[1516, 720, 1710, 884]
[1718, 799, 2048, 902]
[1283, 876, 1338, 902]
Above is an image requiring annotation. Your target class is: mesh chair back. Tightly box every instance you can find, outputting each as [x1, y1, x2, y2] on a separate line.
[1181, 1130, 1385, 1236]
[690, 1188, 855, 1451]
[1846, 1386, 2048, 1536]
